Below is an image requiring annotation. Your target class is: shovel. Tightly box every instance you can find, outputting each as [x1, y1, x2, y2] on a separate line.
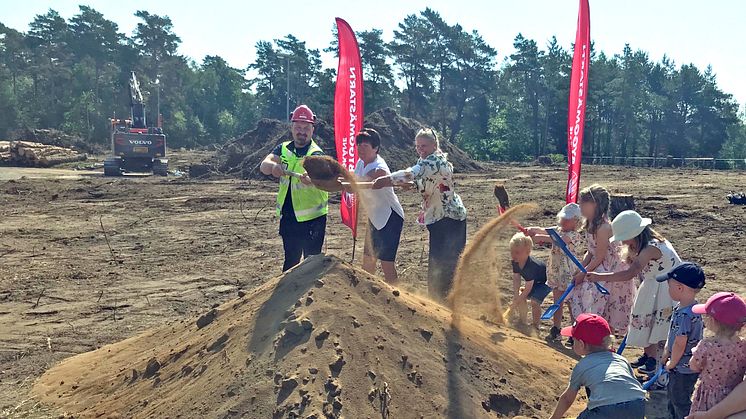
[616, 335, 628, 355]
[541, 282, 575, 320]
[642, 366, 666, 391]
[494, 184, 531, 235]
[545, 229, 610, 296]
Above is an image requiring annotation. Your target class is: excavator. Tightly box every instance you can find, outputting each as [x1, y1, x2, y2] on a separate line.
[104, 71, 167, 176]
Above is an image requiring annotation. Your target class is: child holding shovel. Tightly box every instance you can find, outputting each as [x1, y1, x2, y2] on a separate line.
[527, 203, 585, 342]
[572, 185, 631, 337]
[506, 232, 551, 329]
[585, 210, 679, 375]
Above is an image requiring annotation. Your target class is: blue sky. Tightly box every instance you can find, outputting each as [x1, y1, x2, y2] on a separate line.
[2, 0, 744, 108]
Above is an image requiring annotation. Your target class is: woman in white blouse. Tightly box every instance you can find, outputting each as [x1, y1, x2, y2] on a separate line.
[353, 128, 405, 283]
[372, 128, 467, 301]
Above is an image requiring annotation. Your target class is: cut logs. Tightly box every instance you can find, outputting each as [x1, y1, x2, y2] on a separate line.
[1, 141, 87, 167]
[0, 141, 10, 163]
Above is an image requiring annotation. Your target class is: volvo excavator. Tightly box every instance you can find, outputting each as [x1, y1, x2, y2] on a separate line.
[104, 72, 167, 176]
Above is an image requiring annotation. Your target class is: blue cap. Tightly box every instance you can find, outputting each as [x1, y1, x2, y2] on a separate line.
[656, 262, 706, 289]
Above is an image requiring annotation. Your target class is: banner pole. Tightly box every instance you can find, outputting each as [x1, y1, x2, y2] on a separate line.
[350, 197, 359, 263]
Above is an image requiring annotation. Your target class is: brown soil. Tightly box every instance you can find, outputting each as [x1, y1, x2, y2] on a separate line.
[1, 160, 745, 418]
[32, 255, 578, 418]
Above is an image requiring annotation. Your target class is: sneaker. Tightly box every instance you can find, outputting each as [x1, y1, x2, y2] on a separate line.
[638, 358, 658, 375]
[565, 337, 574, 347]
[630, 354, 651, 368]
[548, 326, 561, 341]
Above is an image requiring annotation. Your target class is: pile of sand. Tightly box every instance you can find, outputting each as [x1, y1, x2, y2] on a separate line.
[34, 255, 579, 418]
[192, 108, 483, 179]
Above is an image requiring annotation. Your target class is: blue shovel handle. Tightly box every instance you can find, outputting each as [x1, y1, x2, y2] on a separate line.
[545, 229, 610, 295]
[616, 335, 628, 355]
[642, 366, 666, 391]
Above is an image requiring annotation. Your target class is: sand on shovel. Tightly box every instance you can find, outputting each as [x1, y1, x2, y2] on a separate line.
[302, 155, 358, 193]
[33, 255, 584, 418]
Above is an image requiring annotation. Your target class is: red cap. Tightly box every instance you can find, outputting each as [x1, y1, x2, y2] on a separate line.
[561, 313, 611, 346]
[290, 105, 316, 124]
[692, 292, 746, 327]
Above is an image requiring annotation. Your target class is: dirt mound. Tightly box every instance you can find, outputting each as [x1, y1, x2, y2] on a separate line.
[198, 108, 482, 179]
[33, 255, 577, 418]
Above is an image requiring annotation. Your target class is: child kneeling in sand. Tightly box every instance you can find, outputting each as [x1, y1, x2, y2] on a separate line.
[550, 314, 646, 419]
[507, 232, 551, 328]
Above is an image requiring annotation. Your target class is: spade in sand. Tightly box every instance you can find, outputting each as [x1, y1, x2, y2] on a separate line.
[33, 255, 583, 418]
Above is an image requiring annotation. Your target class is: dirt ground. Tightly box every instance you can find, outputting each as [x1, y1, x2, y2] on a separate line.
[1, 157, 745, 418]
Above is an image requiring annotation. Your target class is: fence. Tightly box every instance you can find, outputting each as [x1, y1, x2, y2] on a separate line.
[582, 155, 746, 170]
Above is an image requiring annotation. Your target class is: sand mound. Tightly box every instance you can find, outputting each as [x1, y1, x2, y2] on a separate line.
[33, 255, 577, 418]
[195, 108, 483, 179]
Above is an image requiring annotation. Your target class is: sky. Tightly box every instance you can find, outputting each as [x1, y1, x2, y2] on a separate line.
[2, 0, 745, 108]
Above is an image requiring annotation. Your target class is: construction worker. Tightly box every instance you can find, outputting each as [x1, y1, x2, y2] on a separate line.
[260, 105, 329, 271]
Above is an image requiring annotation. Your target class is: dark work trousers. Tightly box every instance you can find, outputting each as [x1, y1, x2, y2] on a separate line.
[280, 215, 327, 272]
[426, 217, 467, 301]
[667, 371, 698, 419]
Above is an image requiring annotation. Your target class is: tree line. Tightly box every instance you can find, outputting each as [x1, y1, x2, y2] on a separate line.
[1, 6, 744, 161]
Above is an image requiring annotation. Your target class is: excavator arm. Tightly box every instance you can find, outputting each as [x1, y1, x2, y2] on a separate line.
[129, 72, 147, 129]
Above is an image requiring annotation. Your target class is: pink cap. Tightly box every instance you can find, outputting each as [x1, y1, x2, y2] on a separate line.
[692, 292, 746, 327]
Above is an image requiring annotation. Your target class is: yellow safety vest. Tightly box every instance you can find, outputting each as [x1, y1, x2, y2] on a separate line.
[276, 140, 329, 221]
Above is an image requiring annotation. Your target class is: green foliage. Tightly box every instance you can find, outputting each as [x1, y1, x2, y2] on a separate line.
[0, 6, 743, 160]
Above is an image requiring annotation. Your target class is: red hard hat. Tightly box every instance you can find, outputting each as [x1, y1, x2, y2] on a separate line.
[290, 105, 316, 124]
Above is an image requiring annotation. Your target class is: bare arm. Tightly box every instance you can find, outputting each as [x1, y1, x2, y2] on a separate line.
[587, 245, 661, 283]
[519, 280, 535, 300]
[362, 168, 389, 182]
[665, 335, 688, 371]
[260, 154, 284, 178]
[372, 175, 394, 189]
[585, 224, 612, 272]
[686, 379, 746, 419]
[573, 251, 593, 284]
[550, 385, 578, 419]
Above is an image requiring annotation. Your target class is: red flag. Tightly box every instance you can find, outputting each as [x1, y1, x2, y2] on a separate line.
[566, 0, 590, 204]
[334, 18, 364, 237]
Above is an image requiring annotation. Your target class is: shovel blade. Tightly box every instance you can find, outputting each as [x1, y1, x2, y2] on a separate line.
[541, 304, 560, 320]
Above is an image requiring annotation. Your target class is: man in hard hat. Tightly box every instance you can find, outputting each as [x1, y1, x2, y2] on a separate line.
[260, 105, 329, 271]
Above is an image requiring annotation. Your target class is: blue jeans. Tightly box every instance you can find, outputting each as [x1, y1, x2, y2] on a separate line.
[668, 371, 698, 419]
[578, 399, 645, 419]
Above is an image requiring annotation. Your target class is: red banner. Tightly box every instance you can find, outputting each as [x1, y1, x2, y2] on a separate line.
[334, 18, 364, 237]
[566, 0, 590, 204]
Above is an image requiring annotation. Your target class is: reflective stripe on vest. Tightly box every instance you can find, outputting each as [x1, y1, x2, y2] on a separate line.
[276, 140, 329, 222]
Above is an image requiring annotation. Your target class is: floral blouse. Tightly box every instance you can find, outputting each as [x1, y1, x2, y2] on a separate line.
[393, 151, 466, 225]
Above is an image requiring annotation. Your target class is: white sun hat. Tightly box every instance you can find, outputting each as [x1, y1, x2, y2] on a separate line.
[609, 210, 652, 242]
[558, 203, 582, 220]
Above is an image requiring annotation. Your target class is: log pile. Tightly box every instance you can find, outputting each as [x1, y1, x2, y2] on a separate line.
[0, 141, 87, 167]
[0, 141, 10, 162]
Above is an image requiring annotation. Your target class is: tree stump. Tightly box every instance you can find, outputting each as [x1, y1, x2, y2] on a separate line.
[610, 194, 636, 220]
